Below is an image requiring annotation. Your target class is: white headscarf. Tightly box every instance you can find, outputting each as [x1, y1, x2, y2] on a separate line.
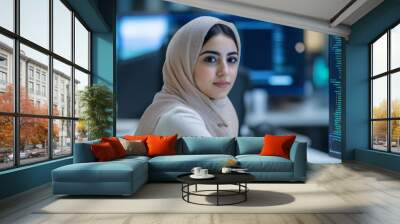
[135, 16, 241, 137]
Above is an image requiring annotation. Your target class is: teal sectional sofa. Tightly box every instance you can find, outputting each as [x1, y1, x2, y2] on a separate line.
[52, 137, 307, 196]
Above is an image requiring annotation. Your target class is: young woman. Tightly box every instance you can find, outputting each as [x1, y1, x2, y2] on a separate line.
[135, 16, 241, 137]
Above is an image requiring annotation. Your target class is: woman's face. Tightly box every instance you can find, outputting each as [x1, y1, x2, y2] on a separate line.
[193, 34, 239, 100]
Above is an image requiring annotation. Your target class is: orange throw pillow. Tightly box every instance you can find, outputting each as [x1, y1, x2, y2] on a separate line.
[259, 135, 296, 159]
[146, 135, 177, 157]
[101, 137, 127, 158]
[123, 135, 148, 141]
[91, 142, 117, 161]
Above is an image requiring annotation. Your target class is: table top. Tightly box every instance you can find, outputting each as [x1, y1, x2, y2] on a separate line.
[177, 172, 255, 185]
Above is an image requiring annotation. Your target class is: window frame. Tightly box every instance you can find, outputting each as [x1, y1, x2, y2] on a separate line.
[0, 0, 92, 171]
[369, 20, 400, 154]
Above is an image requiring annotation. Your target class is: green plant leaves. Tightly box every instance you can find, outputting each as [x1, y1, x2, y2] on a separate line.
[79, 84, 113, 140]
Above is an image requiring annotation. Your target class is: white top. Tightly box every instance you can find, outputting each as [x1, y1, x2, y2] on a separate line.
[153, 106, 212, 137]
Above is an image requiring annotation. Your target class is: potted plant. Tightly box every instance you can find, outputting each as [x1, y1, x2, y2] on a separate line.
[79, 84, 113, 140]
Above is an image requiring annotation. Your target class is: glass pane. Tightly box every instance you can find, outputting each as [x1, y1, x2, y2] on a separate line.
[372, 121, 388, 151]
[75, 120, 88, 143]
[0, 34, 14, 112]
[0, 0, 14, 31]
[372, 77, 387, 119]
[391, 120, 400, 153]
[53, 59, 72, 117]
[53, 119, 72, 158]
[74, 69, 89, 118]
[391, 72, 400, 118]
[74, 17, 89, 70]
[0, 116, 13, 170]
[20, 117, 49, 165]
[20, 0, 49, 49]
[53, 0, 72, 60]
[391, 24, 400, 70]
[20, 44, 49, 115]
[372, 33, 387, 76]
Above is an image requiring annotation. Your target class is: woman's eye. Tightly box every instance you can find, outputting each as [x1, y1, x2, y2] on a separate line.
[204, 56, 217, 63]
[228, 57, 238, 64]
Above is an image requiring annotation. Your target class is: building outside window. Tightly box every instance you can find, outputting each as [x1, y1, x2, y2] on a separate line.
[0, 0, 91, 170]
[35, 70, 40, 81]
[54, 89, 58, 101]
[0, 71, 7, 92]
[28, 81, 34, 94]
[0, 71, 6, 84]
[35, 83, 40, 95]
[28, 67, 34, 80]
[41, 73, 46, 83]
[0, 55, 7, 89]
[370, 22, 400, 154]
[0, 55, 7, 67]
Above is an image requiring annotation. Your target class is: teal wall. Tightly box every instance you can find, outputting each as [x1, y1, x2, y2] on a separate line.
[92, 32, 114, 135]
[0, 158, 72, 199]
[0, 1, 115, 200]
[92, 33, 114, 89]
[355, 149, 400, 172]
[345, 0, 400, 171]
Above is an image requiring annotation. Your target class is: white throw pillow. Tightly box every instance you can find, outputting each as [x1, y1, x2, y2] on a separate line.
[119, 138, 147, 156]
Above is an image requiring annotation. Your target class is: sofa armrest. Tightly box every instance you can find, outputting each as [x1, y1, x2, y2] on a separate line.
[73, 140, 100, 163]
[289, 141, 307, 181]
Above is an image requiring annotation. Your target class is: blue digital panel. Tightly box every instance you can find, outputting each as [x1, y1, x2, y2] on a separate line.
[241, 29, 273, 70]
[329, 35, 344, 158]
[117, 15, 169, 60]
[238, 23, 305, 97]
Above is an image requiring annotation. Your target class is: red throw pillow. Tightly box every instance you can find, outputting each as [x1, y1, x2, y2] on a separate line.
[259, 135, 296, 159]
[146, 135, 177, 157]
[101, 137, 127, 158]
[91, 142, 118, 161]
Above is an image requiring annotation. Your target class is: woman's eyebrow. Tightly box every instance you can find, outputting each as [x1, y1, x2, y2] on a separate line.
[199, 50, 219, 56]
[199, 51, 238, 56]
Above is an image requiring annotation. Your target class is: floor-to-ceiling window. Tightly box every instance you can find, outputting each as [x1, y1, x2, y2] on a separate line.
[0, 0, 91, 171]
[370, 21, 400, 153]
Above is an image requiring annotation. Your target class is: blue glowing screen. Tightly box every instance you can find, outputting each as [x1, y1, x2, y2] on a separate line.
[118, 15, 169, 60]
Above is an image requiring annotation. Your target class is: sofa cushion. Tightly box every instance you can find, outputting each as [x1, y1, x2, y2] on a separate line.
[236, 137, 263, 155]
[236, 155, 293, 172]
[123, 135, 148, 141]
[119, 138, 147, 156]
[91, 142, 118, 161]
[148, 154, 235, 172]
[260, 135, 296, 159]
[52, 158, 147, 183]
[114, 155, 150, 164]
[146, 135, 177, 157]
[74, 140, 100, 163]
[179, 137, 235, 155]
[101, 137, 127, 158]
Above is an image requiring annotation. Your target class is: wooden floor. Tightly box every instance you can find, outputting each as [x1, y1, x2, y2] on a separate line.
[1, 162, 400, 224]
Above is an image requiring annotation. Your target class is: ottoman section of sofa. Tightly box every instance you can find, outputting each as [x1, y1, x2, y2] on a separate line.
[52, 158, 148, 196]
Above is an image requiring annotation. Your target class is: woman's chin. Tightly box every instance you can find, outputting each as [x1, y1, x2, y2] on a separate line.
[208, 93, 229, 100]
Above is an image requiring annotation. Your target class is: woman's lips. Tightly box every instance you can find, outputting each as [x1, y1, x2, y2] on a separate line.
[213, 81, 231, 88]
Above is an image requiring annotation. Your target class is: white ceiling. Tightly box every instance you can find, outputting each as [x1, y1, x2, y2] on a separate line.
[164, 0, 384, 38]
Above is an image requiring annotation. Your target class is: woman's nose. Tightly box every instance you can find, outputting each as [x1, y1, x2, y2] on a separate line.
[217, 61, 228, 76]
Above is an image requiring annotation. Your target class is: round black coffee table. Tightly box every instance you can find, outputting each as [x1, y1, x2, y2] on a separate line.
[177, 172, 255, 206]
